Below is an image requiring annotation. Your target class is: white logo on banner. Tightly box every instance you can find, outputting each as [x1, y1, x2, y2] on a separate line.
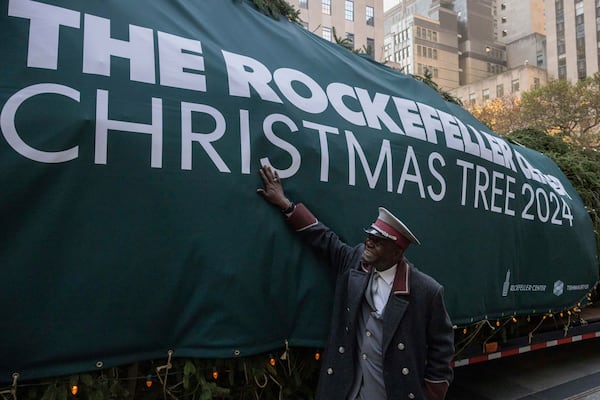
[553, 280, 564, 296]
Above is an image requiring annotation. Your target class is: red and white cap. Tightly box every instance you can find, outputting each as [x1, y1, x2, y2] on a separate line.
[364, 207, 421, 249]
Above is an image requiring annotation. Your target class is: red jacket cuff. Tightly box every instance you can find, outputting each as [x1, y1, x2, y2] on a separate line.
[286, 203, 318, 231]
[424, 381, 449, 400]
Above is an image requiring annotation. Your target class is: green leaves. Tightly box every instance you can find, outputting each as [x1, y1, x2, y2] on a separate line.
[249, 0, 301, 22]
[521, 75, 600, 148]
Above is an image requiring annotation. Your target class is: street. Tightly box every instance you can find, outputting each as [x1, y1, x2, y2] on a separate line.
[447, 337, 600, 400]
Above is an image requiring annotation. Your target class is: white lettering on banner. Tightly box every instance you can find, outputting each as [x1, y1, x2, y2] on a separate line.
[83, 14, 155, 84]
[567, 284, 590, 291]
[259, 114, 301, 179]
[354, 88, 404, 134]
[326, 83, 366, 126]
[437, 109, 464, 152]
[510, 284, 547, 292]
[346, 131, 394, 191]
[416, 102, 442, 144]
[0, 83, 79, 162]
[273, 69, 328, 114]
[222, 50, 283, 103]
[515, 151, 569, 197]
[8, 0, 80, 70]
[181, 102, 230, 172]
[397, 145, 425, 198]
[456, 159, 517, 216]
[428, 152, 446, 202]
[1, 1, 578, 226]
[157, 31, 206, 92]
[345, 134, 446, 199]
[240, 109, 251, 174]
[393, 98, 426, 141]
[302, 121, 340, 182]
[95, 89, 163, 168]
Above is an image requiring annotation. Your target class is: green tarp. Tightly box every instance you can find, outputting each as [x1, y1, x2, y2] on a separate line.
[1, 0, 597, 382]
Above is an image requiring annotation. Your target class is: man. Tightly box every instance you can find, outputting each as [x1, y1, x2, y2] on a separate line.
[257, 165, 454, 400]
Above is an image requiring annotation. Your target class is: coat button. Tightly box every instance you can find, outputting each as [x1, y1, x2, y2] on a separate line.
[327, 368, 333, 375]
[362, 353, 367, 360]
[408, 393, 415, 399]
[366, 330, 372, 337]
[338, 346, 345, 354]
[402, 367, 409, 375]
[397, 342, 405, 350]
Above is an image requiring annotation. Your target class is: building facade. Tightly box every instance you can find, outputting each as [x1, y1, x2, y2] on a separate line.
[454, 0, 508, 85]
[493, 0, 546, 71]
[494, 0, 545, 44]
[289, 0, 385, 61]
[384, 1, 460, 89]
[450, 64, 547, 106]
[383, 0, 509, 89]
[545, 0, 600, 81]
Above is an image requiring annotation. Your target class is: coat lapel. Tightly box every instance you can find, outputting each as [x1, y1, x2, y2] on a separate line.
[382, 261, 411, 352]
[348, 267, 370, 313]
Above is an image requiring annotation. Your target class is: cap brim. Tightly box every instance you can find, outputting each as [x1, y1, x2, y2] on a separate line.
[364, 227, 390, 240]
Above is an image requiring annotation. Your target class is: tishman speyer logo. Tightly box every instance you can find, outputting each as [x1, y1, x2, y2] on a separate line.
[501, 270, 590, 297]
[553, 280, 564, 296]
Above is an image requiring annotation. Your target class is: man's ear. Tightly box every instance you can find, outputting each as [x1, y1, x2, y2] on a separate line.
[392, 245, 405, 262]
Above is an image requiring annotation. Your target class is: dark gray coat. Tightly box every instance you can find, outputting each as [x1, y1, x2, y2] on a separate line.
[287, 205, 454, 400]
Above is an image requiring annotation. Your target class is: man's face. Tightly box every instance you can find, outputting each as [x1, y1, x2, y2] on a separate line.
[361, 234, 403, 270]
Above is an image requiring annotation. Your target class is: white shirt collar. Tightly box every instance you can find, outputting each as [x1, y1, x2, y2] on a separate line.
[376, 264, 397, 287]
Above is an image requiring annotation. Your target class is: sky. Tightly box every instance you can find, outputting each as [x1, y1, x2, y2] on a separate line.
[384, 0, 400, 11]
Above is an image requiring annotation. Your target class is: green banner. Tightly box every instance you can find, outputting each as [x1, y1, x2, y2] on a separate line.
[1, 0, 597, 382]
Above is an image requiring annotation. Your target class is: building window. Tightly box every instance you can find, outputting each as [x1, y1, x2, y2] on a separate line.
[469, 92, 476, 106]
[482, 88, 490, 103]
[366, 6, 374, 26]
[533, 77, 540, 89]
[432, 31, 438, 42]
[537, 53, 544, 67]
[322, 27, 332, 41]
[501, 3, 506, 10]
[575, 0, 584, 15]
[299, 0, 308, 9]
[558, 57, 567, 80]
[575, 0, 586, 79]
[556, 0, 566, 77]
[366, 38, 375, 57]
[322, 0, 331, 15]
[502, 29, 508, 37]
[511, 79, 520, 93]
[496, 84, 504, 97]
[345, 0, 354, 21]
[501, 16, 507, 23]
[557, 40, 566, 55]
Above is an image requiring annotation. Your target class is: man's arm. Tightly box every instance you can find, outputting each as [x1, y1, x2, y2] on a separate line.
[257, 165, 360, 273]
[424, 286, 455, 400]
